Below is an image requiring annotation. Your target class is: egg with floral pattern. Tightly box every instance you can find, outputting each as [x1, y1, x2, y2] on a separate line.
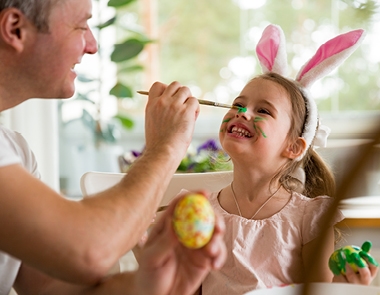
[173, 193, 215, 249]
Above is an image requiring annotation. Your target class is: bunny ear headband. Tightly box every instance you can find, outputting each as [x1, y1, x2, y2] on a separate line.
[256, 24, 365, 161]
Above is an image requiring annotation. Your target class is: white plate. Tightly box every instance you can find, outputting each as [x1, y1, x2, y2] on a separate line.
[244, 283, 380, 295]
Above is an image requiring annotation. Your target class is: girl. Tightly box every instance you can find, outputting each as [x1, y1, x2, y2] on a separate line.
[196, 25, 378, 294]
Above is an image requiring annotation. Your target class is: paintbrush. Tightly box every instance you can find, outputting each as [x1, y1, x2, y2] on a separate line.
[137, 90, 239, 110]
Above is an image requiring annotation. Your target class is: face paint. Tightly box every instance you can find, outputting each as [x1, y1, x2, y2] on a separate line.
[220, 118, 231, 133]
[254, 117, 267, 138]
[220, 116, 267, 137]
[237, 107, 247, 113]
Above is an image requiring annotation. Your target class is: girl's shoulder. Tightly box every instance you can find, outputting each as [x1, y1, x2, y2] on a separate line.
[281, 192, 342, 223]
[290, 191, 335, 209]
[290, 192, 344, 244]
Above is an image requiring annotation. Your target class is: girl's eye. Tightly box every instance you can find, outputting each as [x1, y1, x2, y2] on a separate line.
[233, 102, 245, 108]
[258, 108, 271, 115]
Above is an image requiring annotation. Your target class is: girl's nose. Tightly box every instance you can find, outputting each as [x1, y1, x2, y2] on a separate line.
[235, 110, 251, 120]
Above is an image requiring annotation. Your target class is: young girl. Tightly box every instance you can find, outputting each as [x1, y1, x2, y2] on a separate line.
[195, 25, 378, 294]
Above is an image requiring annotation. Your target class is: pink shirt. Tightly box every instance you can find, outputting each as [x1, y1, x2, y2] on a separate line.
[202, 191, 344, 295]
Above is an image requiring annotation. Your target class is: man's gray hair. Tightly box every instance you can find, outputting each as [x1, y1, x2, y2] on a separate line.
[0, 0, 58, 32]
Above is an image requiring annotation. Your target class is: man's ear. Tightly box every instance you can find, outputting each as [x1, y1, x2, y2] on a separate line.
[283, 137, 307, 159]
[0, 8, 29, 52]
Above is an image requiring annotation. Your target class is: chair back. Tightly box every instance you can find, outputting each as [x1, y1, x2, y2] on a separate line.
[80, 170, 233, 207]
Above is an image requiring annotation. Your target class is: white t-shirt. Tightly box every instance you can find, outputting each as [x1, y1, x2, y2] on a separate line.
[0, 125, 40, 294]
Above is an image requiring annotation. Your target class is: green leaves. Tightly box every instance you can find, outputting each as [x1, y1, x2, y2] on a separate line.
[63, 0, 150, 144]
[108, 0, 136, 8]
[114, 114, 134, 129]
[111, 39, 151, 62]
[110, 82, 133, 98]
[97, 16, 117, 30]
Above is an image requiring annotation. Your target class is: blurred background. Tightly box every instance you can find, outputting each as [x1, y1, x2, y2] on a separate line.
[1, 0, 380, 199]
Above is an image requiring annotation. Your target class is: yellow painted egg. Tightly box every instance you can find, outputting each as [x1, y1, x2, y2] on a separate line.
[172, 193, 215, 249]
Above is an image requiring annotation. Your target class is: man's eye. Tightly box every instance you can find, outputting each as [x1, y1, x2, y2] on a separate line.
[78, 24, 89, 31]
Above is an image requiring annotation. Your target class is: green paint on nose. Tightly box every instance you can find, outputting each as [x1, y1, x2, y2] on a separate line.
[237, 107, 247, 113]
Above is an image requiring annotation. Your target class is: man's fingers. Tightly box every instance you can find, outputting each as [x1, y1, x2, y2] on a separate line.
[147, 197, 178, 243]
[202, 213, 226, 270]
[148, 81, 167, 98]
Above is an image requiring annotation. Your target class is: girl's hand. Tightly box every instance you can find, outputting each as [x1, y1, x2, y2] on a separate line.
[333, 261, 379, 285]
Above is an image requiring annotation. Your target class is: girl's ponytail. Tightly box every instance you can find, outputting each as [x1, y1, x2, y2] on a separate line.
[303, 149, 335, 199]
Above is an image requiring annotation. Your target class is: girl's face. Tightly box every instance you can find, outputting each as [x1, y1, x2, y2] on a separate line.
[219, 78, 295, 169]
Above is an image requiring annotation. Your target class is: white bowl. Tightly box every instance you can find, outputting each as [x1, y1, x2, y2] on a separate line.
[244, 283, 380, 295]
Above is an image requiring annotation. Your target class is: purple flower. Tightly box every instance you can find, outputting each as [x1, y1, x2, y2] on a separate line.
[132, 150, 142, 158]
[197, 139, 219, 153]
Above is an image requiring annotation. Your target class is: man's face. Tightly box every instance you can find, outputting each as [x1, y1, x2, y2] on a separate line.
[25, 0, 97, 99]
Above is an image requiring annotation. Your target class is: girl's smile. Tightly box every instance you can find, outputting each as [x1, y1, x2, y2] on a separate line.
[227, 122, 254, 139]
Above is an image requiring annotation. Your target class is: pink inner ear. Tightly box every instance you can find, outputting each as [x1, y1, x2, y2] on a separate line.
[256, 25, 281, 72]
[297, 29, 364, 80]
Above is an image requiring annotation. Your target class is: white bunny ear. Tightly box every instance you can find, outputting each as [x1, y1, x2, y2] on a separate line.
[256, 24, 288, 76]
[296, 29, 366, 88]
[294, 28, 365, 161]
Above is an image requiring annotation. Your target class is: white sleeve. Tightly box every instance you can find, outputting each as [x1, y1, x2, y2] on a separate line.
[0, 131, 21, 168]
[0, 126, 40, 178]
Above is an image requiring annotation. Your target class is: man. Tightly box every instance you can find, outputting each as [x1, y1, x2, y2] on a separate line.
[0, 0, 226, 294]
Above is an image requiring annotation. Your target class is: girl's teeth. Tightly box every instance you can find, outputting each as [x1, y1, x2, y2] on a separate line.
[231, 126, 252, 138]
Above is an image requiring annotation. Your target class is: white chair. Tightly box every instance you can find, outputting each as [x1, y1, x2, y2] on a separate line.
[81, 170, 233, 208]
[80, 170, 233, 271]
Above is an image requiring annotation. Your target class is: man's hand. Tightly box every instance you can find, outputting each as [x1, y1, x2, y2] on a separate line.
[144, 81, 200, 159]
[135, 192, 226, 295]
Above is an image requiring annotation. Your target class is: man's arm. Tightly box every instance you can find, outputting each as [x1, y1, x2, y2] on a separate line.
[14, 263, 138, 295]
[13, 193, 226, 295]
[0, 82, 199, 285]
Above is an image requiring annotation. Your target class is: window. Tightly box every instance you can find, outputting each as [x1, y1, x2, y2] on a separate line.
[59, 0, 380, 197]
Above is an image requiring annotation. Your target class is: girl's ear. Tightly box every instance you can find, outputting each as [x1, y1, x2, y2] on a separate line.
[0, 8, 29, 52]
[283, 137, 307, 159]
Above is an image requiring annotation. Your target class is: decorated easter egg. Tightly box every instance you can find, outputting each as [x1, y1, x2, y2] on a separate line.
[173, 193, 215, 249]
[328, 241, 379, 275]
[329, 245, 366, 275]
